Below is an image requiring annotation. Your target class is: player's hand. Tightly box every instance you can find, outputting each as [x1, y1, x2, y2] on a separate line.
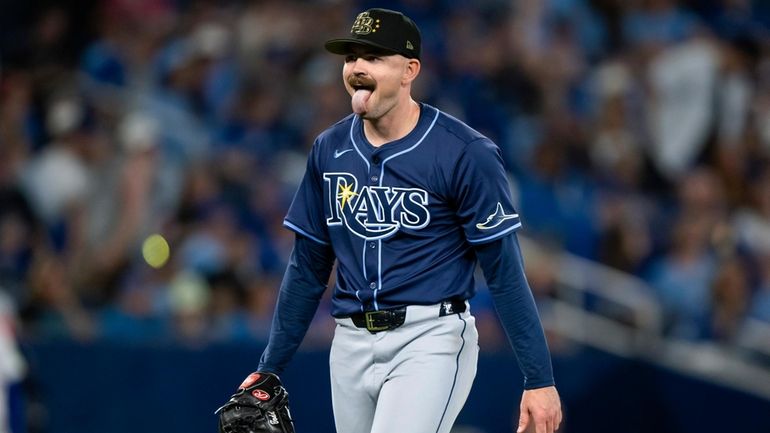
[516, 386, 562, 433]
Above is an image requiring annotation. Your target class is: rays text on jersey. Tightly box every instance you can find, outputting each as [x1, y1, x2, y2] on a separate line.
[323, 172, 430, 240]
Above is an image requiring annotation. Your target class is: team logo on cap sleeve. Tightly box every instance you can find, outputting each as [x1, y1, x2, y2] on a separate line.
[324, 172, 430, 240]
[476, 202, 519, 230]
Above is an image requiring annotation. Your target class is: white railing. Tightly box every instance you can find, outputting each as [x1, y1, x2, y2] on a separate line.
[519, 236, 770, 401]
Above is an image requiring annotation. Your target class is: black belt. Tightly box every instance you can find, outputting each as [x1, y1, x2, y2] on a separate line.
[350, 299, 467, 333]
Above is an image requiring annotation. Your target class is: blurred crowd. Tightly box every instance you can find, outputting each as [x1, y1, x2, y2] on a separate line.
[1, 0, 770, 361]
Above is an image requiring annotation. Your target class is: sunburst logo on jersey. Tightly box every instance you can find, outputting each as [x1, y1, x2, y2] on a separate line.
[338, 183, 357, 210]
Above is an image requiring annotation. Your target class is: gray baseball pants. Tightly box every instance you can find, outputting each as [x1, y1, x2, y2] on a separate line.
[329, 303, 479, 433]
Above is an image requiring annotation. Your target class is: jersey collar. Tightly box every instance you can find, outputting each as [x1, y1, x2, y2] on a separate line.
[351, 103, 438, 160]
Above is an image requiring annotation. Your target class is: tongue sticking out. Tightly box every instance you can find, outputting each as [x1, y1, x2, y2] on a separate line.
[352, 89, 372, 115]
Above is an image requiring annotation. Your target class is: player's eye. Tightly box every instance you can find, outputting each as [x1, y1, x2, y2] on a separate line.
[345, 55, 357, 63]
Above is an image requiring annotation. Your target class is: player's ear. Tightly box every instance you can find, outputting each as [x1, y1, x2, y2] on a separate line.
[402, 58, 420, 85]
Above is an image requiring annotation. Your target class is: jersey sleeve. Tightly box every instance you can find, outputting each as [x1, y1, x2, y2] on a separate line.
[453, 138, 521, 244]
[283, 141, 330, 245]
[474, 233, 555, 389]
[258, 234, 335, 374]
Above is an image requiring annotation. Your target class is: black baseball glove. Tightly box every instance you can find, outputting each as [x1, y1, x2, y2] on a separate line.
[215, 372, 295, 433]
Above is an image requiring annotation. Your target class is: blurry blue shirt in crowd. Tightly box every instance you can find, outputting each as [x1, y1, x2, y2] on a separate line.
[623, 5, 700, 47]
[749, 287, 770, 323]
[81, 40, 127, 88]
[518, 166, 600, 260]
[645, 253, 717, 340]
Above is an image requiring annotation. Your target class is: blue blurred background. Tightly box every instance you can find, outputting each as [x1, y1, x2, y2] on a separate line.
[2, 0, 770, 432]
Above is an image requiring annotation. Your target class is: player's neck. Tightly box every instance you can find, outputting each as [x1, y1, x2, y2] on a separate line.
[363, 99, 420, 147]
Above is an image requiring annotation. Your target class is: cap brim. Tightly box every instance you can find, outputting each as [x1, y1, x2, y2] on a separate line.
[324, 38, 402, 56]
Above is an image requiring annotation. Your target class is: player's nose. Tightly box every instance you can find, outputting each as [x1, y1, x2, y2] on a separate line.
[350, 60, 369, 74]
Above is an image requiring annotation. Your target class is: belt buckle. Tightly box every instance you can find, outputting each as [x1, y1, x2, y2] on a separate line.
[364, 311, 390, 332]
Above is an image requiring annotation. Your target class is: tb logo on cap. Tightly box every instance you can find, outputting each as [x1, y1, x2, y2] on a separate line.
[351, 12, 380, 35]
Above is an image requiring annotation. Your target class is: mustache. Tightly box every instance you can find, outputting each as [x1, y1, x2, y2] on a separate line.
[347, 75, 376, 89]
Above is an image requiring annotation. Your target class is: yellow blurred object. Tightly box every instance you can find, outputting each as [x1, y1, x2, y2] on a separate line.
[142, 234, 170, 268]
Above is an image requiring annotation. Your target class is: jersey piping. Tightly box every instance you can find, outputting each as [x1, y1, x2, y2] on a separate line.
[435, 313, 468, 433]
[283, 220, 330, 245]
[348, 107, 440, 311]
[466, 221, 522, 244]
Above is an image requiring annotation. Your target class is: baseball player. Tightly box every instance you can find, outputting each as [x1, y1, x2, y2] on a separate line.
[216, 8, 562, 433]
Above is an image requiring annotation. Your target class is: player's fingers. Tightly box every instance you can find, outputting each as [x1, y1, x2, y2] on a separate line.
[516, 409, 530, 433]
[555, 407, 563, 431]
[538, 410, 556, 433]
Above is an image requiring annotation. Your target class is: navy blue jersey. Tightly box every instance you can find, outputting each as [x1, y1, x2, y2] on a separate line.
[284, 103, 521, 316]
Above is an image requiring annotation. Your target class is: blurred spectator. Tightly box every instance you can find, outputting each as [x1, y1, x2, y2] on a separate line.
[0, 107, 39, 308]
[589, 61, 645, 191]
[207, 270, 251, 342]
[19, 95, 92, 231]
[596, 191, 654, 275]
[644, 166, 732, 339]
[517, 131, 600, 259]
[699, 0, 769, 43]
[645, 212, 717, 340]
[245, 275, 282, 341]
[21, 253, 95, 341]
[622, 0, 703, 54]
[0, 291, 25, 433]
[712, 34, 759, 206]
[747, 251, 770, 323]
[99, 267, 171, 344]
[645, 39, 719, 180]
[590, 60, 657, 273]
[0, 71, 36, 157]
[167, 270, 210, 347]
[708, 257, 752, 343]
[733, 163, 770, 257]
[733, 163, 770, 326]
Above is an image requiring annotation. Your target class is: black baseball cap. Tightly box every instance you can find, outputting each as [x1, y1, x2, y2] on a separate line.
[324, 8, 421, 60]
